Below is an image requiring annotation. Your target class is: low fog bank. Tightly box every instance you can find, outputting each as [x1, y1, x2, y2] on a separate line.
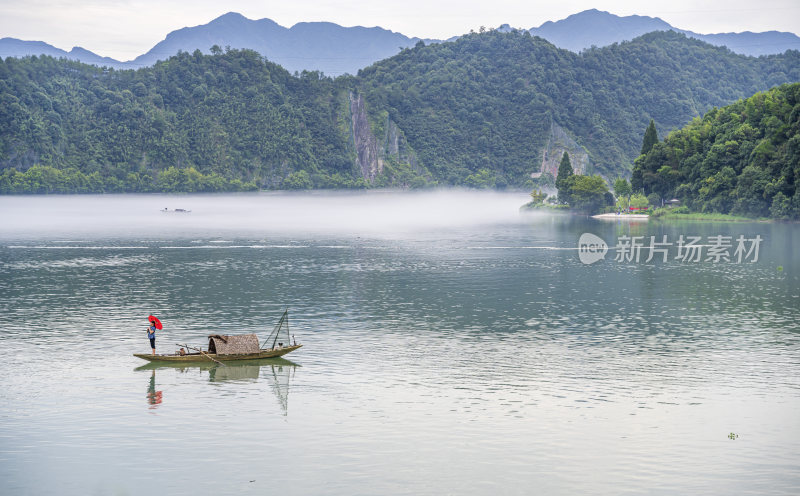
[0, 190, 533, 239]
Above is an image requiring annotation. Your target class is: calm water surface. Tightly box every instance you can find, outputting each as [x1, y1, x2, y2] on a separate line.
[0, 192, 798, 495]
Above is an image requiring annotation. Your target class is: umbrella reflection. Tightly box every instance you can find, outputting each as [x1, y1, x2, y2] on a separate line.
[146, 370, 163, 409]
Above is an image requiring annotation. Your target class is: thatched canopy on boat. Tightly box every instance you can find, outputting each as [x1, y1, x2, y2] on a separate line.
[208, 334, 260, 355]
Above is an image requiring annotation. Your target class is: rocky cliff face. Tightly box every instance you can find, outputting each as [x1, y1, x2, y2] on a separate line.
[350, 92, 383, 183]
[383, 117, 422, 173]
[349, 92, 427, 185]
[537, 121, 590, 178]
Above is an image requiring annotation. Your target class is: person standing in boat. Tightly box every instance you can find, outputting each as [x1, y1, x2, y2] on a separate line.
[146, 319, 157, 355]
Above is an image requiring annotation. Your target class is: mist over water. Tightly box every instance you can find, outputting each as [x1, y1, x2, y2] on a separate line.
[0, 190, 532, 239]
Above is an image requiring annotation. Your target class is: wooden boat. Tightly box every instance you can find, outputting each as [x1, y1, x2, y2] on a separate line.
[134, 310, 302, 363]
[133, 344, 302, 363]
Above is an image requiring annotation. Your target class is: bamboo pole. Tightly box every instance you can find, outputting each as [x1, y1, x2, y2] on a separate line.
[177, 343, 227, 367]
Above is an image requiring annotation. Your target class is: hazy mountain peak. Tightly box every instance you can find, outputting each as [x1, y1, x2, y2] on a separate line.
[529, 9, 800, 55]
[532, 9, 674, 51]
[68, 46, 94, 55]
[124, 13, 420, 74]
[1, 9, 798, 73]
[215, 11, 247, 21]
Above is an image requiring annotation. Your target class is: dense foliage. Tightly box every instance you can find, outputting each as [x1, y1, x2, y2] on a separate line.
[640, 120, 658, 156]
[1, 30, 799, 193]
[358, 30, 800, 183]
[531, 150, 611, 214]
[555, 151, 574, 203]
[0, 48, 360, 192]
[563, 175, 612, 213]
[631, 83, 800, 219]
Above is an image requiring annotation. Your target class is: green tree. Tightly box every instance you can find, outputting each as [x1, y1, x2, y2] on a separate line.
[555, 151, 574, 204]
[283, 170, 312, 189]
[629, 193, 649, 209]
[640, 119, 659, 156]
[568, 175, 610, 214]
[464, 168, 496, 189]
[770, 192, 792, 219]
[614, 177, 632, 210]
[529, 188, 547, 203]
[732, 165, 771, 216]
[613, 177, 631, 199]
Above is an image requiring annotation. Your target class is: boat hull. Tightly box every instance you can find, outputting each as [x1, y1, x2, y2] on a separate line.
[133, 344, 302, 362]
[134, 356, 299, 371]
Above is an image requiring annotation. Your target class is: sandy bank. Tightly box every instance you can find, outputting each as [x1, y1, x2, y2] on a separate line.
[591, 213, 650, 220]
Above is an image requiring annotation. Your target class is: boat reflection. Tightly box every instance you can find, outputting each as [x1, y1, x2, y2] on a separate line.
[136, 358, 299, 415]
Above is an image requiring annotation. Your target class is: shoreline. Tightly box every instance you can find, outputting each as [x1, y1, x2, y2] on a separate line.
[591, 213, 650, 220]
[651, 212, 772, 223]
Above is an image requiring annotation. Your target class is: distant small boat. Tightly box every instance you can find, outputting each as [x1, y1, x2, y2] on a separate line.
[134, 310, 302, 363]
[161, 208, 191, 213]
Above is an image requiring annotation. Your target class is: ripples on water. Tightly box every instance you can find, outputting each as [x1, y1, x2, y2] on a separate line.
[0, 192, 799, 495]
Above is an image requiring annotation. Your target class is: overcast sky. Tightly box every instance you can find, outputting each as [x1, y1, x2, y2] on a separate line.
[1, 0, 799, 61]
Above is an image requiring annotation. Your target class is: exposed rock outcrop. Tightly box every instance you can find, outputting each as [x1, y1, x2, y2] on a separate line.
[536, 120, 590, 178]
[349, 92, 428, 185]
[383, 117, 422, 173]
[350, 92, 383, 183]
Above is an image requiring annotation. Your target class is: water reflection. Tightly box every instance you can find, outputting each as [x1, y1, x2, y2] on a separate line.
[146, 370, 162, 409]
[2, 193, 798, 495]
[265, 361, 296, 416]
[135, 358, 299, 415]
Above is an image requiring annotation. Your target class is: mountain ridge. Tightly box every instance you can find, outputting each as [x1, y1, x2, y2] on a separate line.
[529, 9, 800, 56]
[1, 10, 798, 76]
[2, 29, 797, 193]
[530, 9, 674, 51]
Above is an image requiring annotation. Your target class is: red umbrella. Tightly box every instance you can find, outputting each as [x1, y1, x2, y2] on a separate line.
[148, 315, 163, 330]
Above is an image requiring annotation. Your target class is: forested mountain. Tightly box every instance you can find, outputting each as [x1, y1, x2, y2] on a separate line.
[356, 30, 799, 182]
[632, 83, 800, 219]
[0, 30, 799, 193]
[0, 48, 376, 192]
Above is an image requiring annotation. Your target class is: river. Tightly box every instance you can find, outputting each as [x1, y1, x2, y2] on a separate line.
[0, 191, 798, 495]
